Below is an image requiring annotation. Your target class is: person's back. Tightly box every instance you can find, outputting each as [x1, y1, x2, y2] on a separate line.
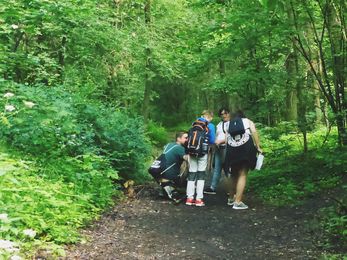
[224, 110, 262, 210]
[161, 142, 186, 181]
[186, 110, 215, 207]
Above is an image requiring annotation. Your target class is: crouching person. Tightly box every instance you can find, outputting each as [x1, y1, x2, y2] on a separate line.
[158, 132, 189, 203]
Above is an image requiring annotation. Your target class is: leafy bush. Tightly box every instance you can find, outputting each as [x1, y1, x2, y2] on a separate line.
[0, 81, 151, 257]
[0, 82, 150, 182]
[146, 120, 169, 147]
[248, 126, 346, 206]
[314, 191, 347, 253]
[0, 149, 120, 258]
[247, 125, 347, 254]
[78, 104, 151, 181]
[260, 121, 297, 140]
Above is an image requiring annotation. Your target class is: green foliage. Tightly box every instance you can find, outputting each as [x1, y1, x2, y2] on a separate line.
[313, 188, 347, 254]
[80, 105, 150, 181]
[0, 0, 346, 257]
[248, 125, 346, 253]
[260, 121, 298, 140]
[248, 126, 346, 206]
[320, 254, 347, 260]
[320, 211, 347, 250]
[146, 121, 169, 147]
[0, 80, 150, 256]
[0, 149, 119, 258]
[0, 81, 150, 181]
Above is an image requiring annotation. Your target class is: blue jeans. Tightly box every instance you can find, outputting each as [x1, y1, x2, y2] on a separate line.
[210, 147, 225, 190]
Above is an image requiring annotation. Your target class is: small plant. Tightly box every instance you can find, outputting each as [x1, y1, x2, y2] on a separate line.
[314, 203, 347, 253]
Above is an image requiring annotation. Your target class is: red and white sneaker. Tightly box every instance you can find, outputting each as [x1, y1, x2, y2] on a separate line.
[195, 199, 205, 207]
[185, 198, 195, 206]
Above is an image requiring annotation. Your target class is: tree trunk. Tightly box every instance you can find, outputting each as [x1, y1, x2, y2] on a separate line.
[326, 0, 347, 145]
[291, 0, 346, 146]
[142, 0, 152, 123]
[285, 8, 298, 122]
[217, 59, 230, 109]
[293, 43, 308, 152]
[58, 36, 66, 82]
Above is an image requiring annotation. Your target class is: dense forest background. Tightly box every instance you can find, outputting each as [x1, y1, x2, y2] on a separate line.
[0, 0, 346, 258]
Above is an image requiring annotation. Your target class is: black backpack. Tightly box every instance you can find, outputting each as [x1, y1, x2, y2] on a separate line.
[187, 120, 209, 156]
[228, 117, 246, 137]
[148, 145, 178, 180]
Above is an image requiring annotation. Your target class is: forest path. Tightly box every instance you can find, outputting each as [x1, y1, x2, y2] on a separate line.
[65, 184, 323, 260]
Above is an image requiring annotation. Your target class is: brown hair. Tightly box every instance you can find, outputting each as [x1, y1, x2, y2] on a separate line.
[176, 131, 188, 140]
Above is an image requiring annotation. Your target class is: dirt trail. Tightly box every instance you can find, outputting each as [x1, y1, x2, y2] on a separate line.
[65, 185, 322, 260]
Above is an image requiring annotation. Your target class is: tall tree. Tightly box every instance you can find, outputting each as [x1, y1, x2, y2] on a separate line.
[142, 0, 152, 123]
[290, 0, 346, 145]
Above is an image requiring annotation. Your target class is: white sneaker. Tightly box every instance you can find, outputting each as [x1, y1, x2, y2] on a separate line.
[232, 202, 248, 210]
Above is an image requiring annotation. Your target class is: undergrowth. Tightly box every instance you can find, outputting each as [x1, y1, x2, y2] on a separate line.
[248, 125, 347, 255]
[0, 82, 151, 258]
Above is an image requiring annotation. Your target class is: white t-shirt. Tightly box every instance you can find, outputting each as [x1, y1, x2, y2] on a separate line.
[242, 118, 251, 135]
[216, 121, 230, 144]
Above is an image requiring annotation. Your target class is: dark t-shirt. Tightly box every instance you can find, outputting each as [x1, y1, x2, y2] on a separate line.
[162, 142, 186, 180]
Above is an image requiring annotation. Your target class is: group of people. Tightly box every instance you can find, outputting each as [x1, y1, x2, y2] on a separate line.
[155, 108, 262, 210]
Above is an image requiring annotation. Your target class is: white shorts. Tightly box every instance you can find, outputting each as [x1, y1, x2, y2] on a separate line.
[188, 154, 208, 172]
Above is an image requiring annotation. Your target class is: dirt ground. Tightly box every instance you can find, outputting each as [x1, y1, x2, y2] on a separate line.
[64, 183, 326, 260]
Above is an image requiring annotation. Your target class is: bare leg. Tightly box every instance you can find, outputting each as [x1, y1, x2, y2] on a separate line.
[235, 167, 248, 203]
[227, 174, 237, 200]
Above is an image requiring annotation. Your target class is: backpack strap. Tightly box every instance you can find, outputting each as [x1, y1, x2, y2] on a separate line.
[160, 162, 176, 174]
[161, 144, 179, 174]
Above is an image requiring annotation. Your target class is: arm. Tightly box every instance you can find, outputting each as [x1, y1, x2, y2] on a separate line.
[249, 120, 262, 153]
[214, 122, 224, 145]
[215, 139, 225, 145]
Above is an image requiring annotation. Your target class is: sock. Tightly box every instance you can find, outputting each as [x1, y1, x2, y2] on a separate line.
[196, 180, 205, 200]
[186, 181, 195, 199]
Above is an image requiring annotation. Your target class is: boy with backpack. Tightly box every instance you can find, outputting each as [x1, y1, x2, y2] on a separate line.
[186, 110, 215, 206]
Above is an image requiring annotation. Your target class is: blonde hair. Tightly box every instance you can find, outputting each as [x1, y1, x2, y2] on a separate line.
[202, 110, 213, 117]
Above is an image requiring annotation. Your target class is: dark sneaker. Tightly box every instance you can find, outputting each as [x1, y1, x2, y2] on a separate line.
[185, 198, 195, 206]
[227, 197, 234, 206]
[172, 197, 181, 204]
[158, 187, 168, 198]
[232, 202, 248, 210]
[195, 199, 205, 207]
[204, 187, 216, 194]
[171, 191, 183, 204]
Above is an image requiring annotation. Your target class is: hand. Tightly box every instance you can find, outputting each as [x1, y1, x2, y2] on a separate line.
[215, 140, 225, 146]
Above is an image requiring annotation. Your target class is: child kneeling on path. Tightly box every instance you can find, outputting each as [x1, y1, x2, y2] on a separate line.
[186, 110, 215, 206]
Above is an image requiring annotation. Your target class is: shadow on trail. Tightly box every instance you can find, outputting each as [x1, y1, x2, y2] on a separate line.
[66, 185, 320, 260]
